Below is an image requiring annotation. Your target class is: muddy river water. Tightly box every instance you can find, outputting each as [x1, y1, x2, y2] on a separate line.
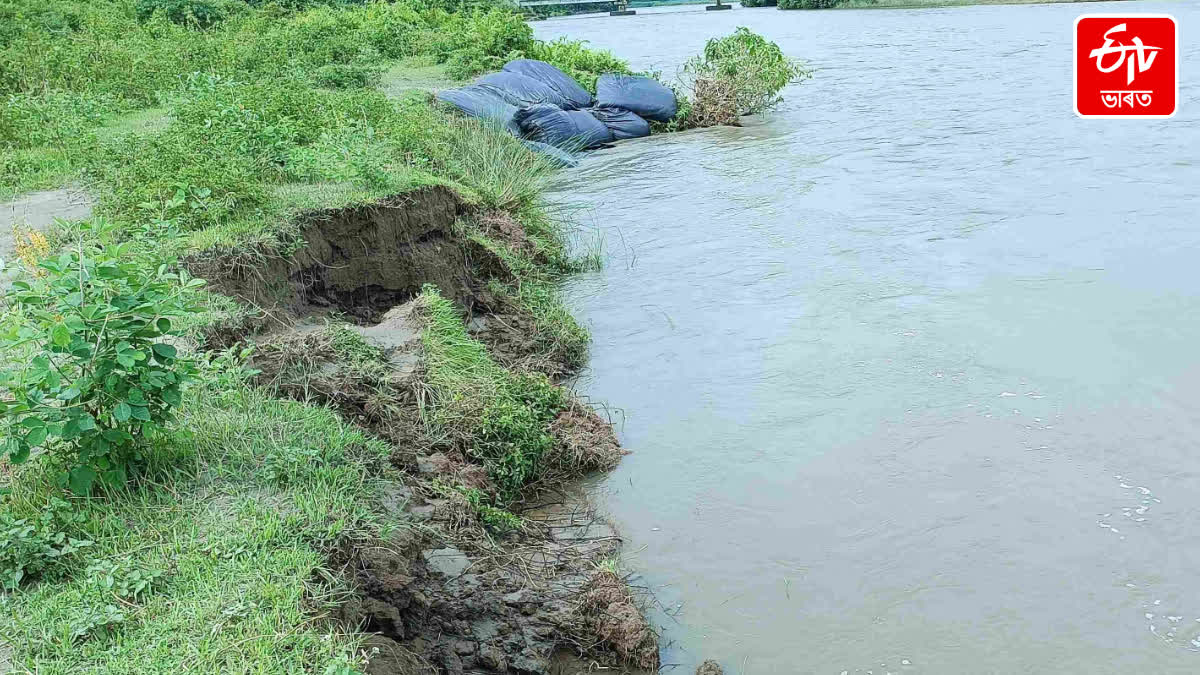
[536, 2, 1200, 673]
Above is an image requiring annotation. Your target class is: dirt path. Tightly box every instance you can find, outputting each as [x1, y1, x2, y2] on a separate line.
[1, 188, 94, 287]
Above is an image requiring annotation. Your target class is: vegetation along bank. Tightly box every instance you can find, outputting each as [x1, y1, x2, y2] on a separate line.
[0, 1, 807, 672]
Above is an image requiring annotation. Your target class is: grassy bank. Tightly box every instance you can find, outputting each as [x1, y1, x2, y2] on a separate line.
[1, 1, 806, 671]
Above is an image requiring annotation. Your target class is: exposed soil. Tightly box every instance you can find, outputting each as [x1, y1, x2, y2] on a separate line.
[214, 192, 660, 674]
[187, 187, 499, 328]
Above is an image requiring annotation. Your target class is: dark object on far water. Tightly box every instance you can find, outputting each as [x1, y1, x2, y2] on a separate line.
[476, 71, 571, 109]
[516, 104, 614, 149]
[595, 74, 678, 122]
[521, 140, 580, 168]
[610, 9, 636, 14]
[435, 86, 520, 136]
[502, 59, 593, 109]
[587, 106, 650, 140]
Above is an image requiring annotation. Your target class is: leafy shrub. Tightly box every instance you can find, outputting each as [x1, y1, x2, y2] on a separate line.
[778, 0, 843, 7]
[0, 224, 204, 494]
[475, 372, 565, 499]
[0, 498, 93, 590]
[0, 92, 127, 151]
[739, 0, 767, 6]
[135, 0, 236, 28]
[312, 62, 382, 89]
[0, 0, 85, 49]
[680, 27, 810, 127]
[436, 9, 535, 79]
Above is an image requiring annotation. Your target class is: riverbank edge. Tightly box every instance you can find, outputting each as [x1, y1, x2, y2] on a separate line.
[191, 182, 662, 674]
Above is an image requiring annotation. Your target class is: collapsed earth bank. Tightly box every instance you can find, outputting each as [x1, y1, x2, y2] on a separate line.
[187, 186, 659, 675]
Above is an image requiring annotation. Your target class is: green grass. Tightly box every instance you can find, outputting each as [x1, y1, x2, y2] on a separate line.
[419, 287, 567, 502]
[0, 358, 395, 673]
[378, 56, 456, 99]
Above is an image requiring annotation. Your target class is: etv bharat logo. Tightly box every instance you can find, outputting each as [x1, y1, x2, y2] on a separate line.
[1075, 15, 1178, 118]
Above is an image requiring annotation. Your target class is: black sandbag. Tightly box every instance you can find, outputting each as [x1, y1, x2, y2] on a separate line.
[595, 74, 677, 122]
[522, 140, 579, 168]
[502, 59, 593, 110]
[435, 86, 520, 136]
[586, 106, 650, 140]
[475, 72, 570, 110]
[515, 104, 613, 150]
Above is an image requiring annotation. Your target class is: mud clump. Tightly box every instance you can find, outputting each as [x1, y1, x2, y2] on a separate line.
[579, 571, 660, 671]
[543, 403, 626, 479]
[696, 660, 724, 675]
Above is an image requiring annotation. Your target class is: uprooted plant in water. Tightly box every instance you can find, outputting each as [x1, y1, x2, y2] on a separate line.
[678, 26, 812, 128]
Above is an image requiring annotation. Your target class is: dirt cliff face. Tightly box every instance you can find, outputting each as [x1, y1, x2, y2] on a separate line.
[188, 187, 489, 321]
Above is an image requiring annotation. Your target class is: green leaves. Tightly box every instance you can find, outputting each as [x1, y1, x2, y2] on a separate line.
[51, 322, 72, 347]
[0, 229, 202, 496]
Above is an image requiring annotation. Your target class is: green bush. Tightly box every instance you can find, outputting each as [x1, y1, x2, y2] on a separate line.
[135, 0, 237, 28]
[0, 223, 204, 494]
[680, 27, 810, 127]
[778, 0, 842, 8]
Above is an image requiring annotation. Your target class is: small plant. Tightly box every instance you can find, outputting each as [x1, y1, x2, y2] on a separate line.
[69, 603, 126, 643]
[0, 498, 93, 590]
[680, 27, 811, 127]
[86, 559, 166, 602]
[0, 223, 205, 494]
[461, 487, 522, 533]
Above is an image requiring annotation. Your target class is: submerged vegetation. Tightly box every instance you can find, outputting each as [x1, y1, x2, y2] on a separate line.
[1, 0, 806, 670]
[681, 26, 810, 126]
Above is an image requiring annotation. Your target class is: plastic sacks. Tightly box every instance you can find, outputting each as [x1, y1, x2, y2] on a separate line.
[586, 106, 650, 140]
[435, 86, 520, 136]
[515, 104, 613, 149]
[595, 74, 677, 122]
[522, 140, 579, 168]
[502, 59, 594, 110]
[475, 72, 570, 110]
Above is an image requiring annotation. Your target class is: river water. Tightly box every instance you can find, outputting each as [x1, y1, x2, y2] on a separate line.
[535, 3, 1200, 673]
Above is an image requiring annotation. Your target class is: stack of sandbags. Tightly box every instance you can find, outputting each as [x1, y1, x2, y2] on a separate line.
[435, 60, 678, 162]
[515, 104, 613, 149]
[595, 74, 678, 122]
[435, 86, 520, 136]
[502, 59, 594, 110]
